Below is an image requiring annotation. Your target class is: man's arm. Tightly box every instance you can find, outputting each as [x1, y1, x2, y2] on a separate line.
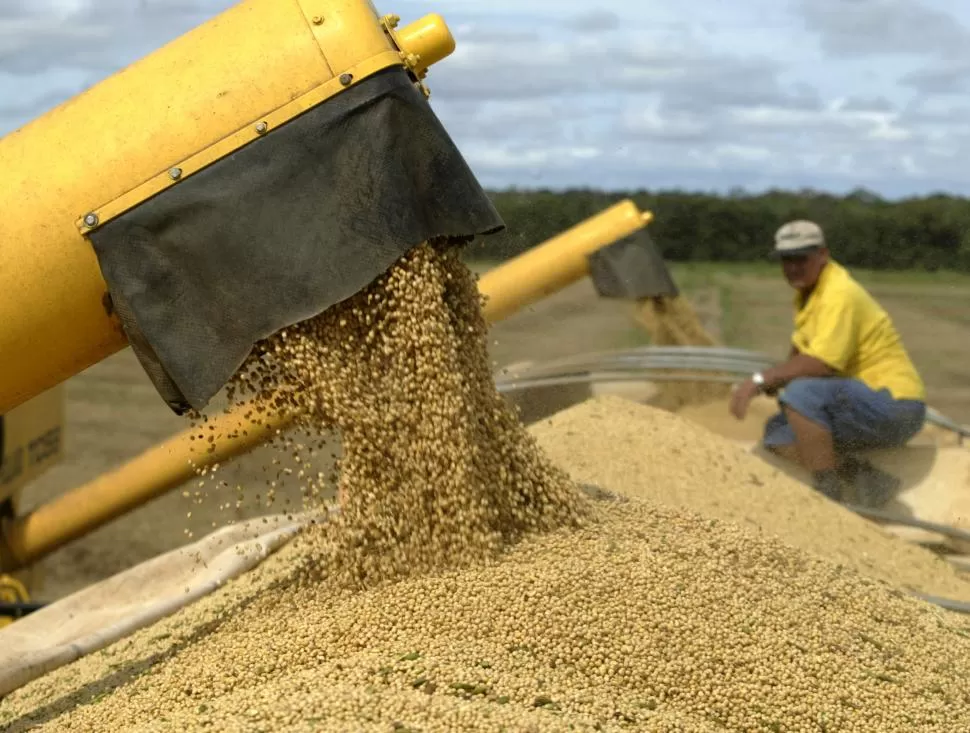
[761, 352, 835, 394]
[731, 348, 835, 419]
[731, 296, 853, 420]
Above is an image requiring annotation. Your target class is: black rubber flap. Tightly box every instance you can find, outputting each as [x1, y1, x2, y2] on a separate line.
[586, 228, 679, 300]
[87, 66, 505, 414]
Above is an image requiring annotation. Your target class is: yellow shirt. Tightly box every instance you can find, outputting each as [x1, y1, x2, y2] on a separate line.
[791, 260, 925, 401]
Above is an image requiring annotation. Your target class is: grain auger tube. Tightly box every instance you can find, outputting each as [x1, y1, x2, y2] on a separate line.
[480, 199, 658, 322]
[0, 0, 503, 418]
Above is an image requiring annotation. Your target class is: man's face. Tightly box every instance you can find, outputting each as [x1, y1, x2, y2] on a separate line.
[781, 248, 828, 291]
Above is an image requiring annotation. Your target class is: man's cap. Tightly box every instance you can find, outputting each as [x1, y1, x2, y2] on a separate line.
[773, 220, 825, 257]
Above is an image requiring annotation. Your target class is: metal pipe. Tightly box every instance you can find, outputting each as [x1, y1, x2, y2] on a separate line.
[499, 357, 774, 378]
[845, 504, 970, 546]
[535, 344, 777, 364]
[0, 0, 453, 416]
[476, 200, 653, 322]
[496, 373, 747, 391]
[499, 346, 776, 376]
[496, 347, 776, 382]
[492, 354, 967, 438]
[909, 593, 970, 615]
[0, 602, 47, 619]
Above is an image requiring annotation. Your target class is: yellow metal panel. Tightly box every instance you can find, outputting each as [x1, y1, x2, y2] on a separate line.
[0, 0, 454, 415]
[477, 200, 654, 322]
[0, 0, 331, 415]
[78, 50, 401, 233]
[0, 386, 66, 507]
[77, 1, 448, 232]
[0, 399, 281, 570]
[298, 0, 393, 74]
[34, 0, 333, 219]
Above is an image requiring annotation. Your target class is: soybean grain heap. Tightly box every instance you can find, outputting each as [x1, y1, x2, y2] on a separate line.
[2, 241, 970, 732]
[218, 239, 590, 589]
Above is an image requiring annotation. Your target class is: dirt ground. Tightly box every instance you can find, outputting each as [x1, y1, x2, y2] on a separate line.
[11, 259, 970, 602]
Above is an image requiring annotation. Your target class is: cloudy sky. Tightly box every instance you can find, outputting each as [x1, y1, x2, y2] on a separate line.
[3, 0, 970, 198]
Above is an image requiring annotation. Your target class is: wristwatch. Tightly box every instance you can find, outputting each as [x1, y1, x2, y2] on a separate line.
[751, 372, 765, 393]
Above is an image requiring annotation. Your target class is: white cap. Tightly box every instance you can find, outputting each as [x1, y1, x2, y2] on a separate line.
[773, 220, 825, 257]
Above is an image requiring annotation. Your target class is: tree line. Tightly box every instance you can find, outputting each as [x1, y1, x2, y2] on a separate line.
[467, 187, 970, 272]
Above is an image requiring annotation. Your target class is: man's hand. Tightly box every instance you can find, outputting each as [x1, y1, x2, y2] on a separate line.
[729, 378, 761, 420]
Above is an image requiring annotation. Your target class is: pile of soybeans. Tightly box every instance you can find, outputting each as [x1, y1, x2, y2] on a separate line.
[3, 241, 970, 732]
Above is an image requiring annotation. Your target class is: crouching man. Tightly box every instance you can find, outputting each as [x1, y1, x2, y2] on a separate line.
[729, 220, 927, 507]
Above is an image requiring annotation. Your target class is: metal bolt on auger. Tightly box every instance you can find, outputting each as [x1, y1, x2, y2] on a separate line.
[339, 73, 353, 86]
[255, 121, 268, 134]
[312, 15, 323, 24]
[169, 167, 182, 180]
[83, 213, 98, 227]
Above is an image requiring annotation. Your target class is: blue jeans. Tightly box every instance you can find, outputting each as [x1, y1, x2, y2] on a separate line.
[763, 377, 926, 453]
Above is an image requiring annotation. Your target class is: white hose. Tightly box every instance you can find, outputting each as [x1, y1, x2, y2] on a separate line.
[0, 514, 310, 699]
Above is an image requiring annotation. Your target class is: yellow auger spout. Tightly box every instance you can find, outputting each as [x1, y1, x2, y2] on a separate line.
[0, 0, 464, 416]
[479, 200, 654, 322]
[0, 201, 654, 572]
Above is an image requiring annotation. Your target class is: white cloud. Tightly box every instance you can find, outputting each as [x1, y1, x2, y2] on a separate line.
[620, 104, 713, 142]
[715, 145, 772, 163]
[3, 0, 970, 197]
